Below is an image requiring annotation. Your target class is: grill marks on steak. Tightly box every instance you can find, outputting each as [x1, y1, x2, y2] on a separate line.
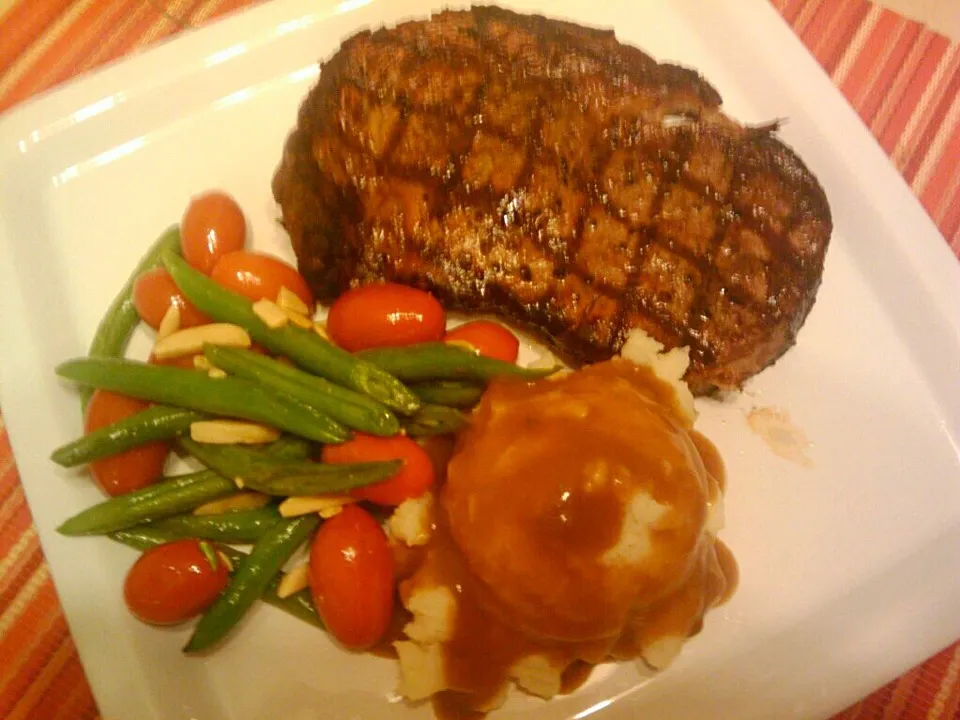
[273, 6, 832, 393]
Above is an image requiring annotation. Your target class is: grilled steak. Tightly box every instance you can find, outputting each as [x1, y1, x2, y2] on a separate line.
[272, 6, 832, 393]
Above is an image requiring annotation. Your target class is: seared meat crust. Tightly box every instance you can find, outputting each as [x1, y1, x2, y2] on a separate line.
[273, 6, 832, 392]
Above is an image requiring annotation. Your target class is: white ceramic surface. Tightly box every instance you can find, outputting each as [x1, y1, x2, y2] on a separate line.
[1, 1, 959, 719]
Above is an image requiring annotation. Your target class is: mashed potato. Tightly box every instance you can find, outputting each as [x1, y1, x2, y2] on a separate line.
[392, 331, 734, 715]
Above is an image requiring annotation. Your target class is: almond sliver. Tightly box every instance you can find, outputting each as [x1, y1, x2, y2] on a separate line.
[313, 322, 331, 342]
[276, 286, 310, 315]
[279, 494, 356, 518]
[190, 419, 281, 444]
[193, 355, 213, 371]
[156, 305, 181, 340]
[153, 323, 251, 359]
[282, 307, 313, 329]
[276, 563, 311, 599]
[252, 298, 288, 329]
[192, 491, 270, 516]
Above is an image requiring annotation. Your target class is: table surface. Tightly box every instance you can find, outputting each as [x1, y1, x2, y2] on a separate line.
[1, 0, 958, 718]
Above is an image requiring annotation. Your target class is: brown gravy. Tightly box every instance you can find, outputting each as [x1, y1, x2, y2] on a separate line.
[432, 691, 487, 720]
[715, 540, 739, 605]
[692, 429, 726, 492]
[370, 607, 412, 659]
[429, 661, 602, 720]
[559, 660, 595, 695]
[398, 360, 736, 718]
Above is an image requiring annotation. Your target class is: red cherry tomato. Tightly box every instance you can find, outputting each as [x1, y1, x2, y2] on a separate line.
[444, 320, 520, 363]
[85, 390, 169, 496]
[133, 267, 210, 330]
[180, 191, 247, 274]
[326, 283, 446, 352]
[124, 539, 229, 625]
[322, 433, 435, 506]
[309, 505, 394, 650]
[210, 251, 314, 311]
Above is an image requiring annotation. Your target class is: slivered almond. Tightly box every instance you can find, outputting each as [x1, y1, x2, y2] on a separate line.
[318, 504, 348, 519]
[192, 491, 270, 516]
[279, 494, 356, 518]
[282, 307, 314, 329]
[208, 368, 228, 379]
[253, 299, 288, 329]
[276, 563, 310, 599]
[190, 420, 280, 445]
[193, 355, 213, 371]
[157, 305, 181, 340]
[313, 322, 331, 342]
[276, 286, 310, 315]
[235, 477, 246, 489]
[152, 323, 250, 359]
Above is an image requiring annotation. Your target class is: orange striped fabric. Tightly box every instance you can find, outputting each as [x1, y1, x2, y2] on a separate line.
[774, 0, 960, 255]
[0, 2, 958, 719]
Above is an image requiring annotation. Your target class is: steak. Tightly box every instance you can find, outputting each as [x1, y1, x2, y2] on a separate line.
[272, 6, 832, 393]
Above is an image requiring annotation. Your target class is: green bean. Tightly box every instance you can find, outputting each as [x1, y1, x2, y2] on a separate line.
[110, 528, 322, 629]
[261, 574, 322, 628]
[51, 405, 205, 467]
[250, 434, 312, 461]
[185, 515, 320, 651]
[410, 380, 486, 408]
[215, 345, 400, 424]
[162, 251, 420, 415]
[58, 436, 309, 536]
[181, 437, 401, 496]
[143, 506, 282, 543]
[205, 346, 399, 437]
[56, 358, 349, 444]
[110, 526, 184, 551]
[403, 405, 469, 437]
[58, 470, 235, 535]
[358, 343, 556, 382]
[81, 226, 182, 411]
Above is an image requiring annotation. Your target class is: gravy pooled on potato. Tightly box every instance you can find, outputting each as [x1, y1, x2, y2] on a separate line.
[394, 358, 735, 718]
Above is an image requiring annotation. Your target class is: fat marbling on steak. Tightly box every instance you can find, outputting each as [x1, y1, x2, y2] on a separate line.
[272, 6, 832, 393]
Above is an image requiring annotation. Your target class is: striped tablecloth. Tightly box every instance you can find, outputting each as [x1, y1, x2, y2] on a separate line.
[1, 1, 958, 718]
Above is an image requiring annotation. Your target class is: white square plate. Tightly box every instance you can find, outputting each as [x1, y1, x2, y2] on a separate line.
[2, 1, 960, 718]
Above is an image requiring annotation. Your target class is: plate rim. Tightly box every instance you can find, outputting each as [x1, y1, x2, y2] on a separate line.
[2, 1, 960, 719]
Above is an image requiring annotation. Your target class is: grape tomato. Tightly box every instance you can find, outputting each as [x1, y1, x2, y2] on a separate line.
[124, 539, 230, 625]
[133, 268, 210, 330]
[211, 251, 314, 310]
[322, 433, 435, 506]
[84, 390, 170, 496]
[444, 320, 520, 363]
[326, 283, 446, 352]
[181, 191, 247, 274]
[309, 505, 394, 650]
